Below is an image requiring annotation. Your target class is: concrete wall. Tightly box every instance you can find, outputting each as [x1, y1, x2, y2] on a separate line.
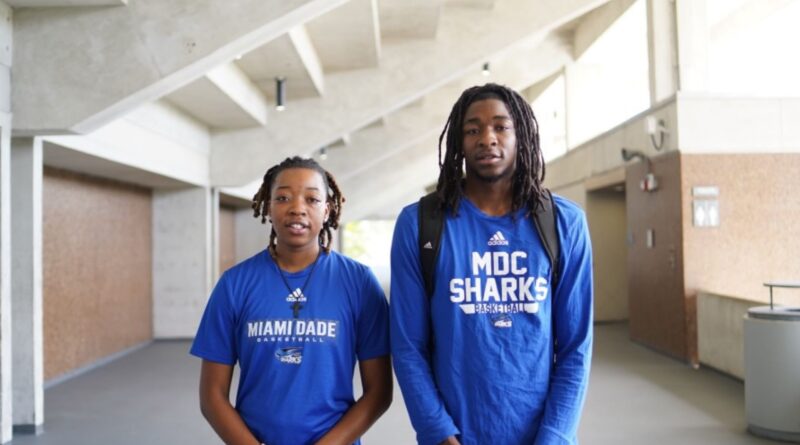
[696, 292, 762, 380]
[677, 96, 800, 154]
[0, 3, 10, 440]
[0, 1, 9, 116]
[42, 168, 152, 381]
[152, 187, 214, 339]
[585, 188, 628, 321]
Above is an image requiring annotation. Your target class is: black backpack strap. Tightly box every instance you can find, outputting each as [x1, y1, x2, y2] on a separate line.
[532, 189, 561, 290]
[418, 192, 445, 297]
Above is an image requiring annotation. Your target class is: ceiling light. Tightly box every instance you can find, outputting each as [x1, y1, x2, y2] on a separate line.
[276, 77, 286, 111]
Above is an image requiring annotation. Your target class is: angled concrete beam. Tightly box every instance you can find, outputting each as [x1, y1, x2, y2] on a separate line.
[288, 26, 325, 97]
[327, 34, 572, 188]
[168, 63, 269, 128]
[237, 29, 324, 101]
[573, 0, 637, 59]
[13, 0, 348, 135]
[521, 71, 562, 103]
[341, 138, 439, 222]
[338, 37, 573, 220]
[211, 0, 608, 186]
[206, 64, 269, 126]
[326, 49, 569, 222]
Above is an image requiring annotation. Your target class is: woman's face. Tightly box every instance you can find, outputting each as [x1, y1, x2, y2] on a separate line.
[268, 167, 329, 253]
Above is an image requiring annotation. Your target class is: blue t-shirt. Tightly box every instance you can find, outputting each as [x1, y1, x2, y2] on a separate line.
[390, 196, 593, 445]
[191, 249, 390, 445]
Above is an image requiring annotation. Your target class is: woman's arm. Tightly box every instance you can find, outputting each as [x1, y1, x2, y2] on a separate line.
[199, 360, 262, 445]
[315, 356, 393, 445]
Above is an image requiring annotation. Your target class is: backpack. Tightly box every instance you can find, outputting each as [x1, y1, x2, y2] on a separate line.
[417, 190, 561, 297]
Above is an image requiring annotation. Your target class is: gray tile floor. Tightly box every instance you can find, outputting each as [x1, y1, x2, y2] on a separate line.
[9, 323, 778, 444]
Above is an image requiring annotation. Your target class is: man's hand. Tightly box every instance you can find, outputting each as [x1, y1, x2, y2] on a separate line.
[439, 436, 461, 445]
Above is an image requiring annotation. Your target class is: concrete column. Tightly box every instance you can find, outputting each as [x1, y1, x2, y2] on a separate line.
[210, 188, 220, 283]
[153, 187, 217, 338]
[646, 0, 679, 104]
[0, 113, 12, 445]
[0, 2, 12, 440]
[10, 138, 43, 434]
[674, 0, 709, 93]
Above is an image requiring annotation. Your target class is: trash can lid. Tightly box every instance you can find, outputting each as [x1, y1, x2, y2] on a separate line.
[748, 306, 800, 321]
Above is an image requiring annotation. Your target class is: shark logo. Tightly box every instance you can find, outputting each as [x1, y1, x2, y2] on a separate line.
[275, 347, 303, 365]
[491, 314, 513, 328]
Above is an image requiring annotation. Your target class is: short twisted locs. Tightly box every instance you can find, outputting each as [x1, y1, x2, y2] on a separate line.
[251, 156, 344, 253]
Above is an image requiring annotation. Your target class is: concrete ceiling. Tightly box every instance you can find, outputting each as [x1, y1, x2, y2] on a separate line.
[12, 0, 639, 219]
[6, 0, 125, 6]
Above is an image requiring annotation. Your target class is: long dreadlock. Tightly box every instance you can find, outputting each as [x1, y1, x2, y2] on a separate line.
[251, 156, 345, 253]
[436, 83, 547, 216]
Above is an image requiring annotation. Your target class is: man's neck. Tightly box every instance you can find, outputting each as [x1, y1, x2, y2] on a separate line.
[463, 178, 513, 216]
[271, 243, 320, 273]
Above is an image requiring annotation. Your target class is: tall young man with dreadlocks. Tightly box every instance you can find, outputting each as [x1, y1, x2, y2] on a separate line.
[192, 156, 392, 445]
[390, 84, 593, 445]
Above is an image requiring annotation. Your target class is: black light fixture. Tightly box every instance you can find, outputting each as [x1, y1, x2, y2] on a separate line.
[482, 62, 491, 77]
[275, 77, 286, 111]
[319, 146, 328, 161]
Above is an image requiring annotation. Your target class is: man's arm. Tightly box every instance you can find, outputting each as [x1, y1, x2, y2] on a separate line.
[390, 206, 461, 445]
[535, 207, 593, 445]
[315, 356, 393, 445]
[199, 360, 261, 445]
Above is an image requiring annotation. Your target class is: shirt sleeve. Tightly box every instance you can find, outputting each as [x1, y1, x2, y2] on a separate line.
[390, 206, 460, 445]
[535, 205, 594, 445]
[190, 272, 238, 365]
[356, 266, 391, 361]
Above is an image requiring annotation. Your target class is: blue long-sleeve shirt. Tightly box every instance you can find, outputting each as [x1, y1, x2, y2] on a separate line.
[390, 196, 593, 445]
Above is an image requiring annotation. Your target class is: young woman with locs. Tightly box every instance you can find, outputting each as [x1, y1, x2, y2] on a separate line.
[191, 156, 392, 445]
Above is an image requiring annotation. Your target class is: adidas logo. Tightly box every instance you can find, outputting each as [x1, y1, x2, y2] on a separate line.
[423, 241, 434, 250]
[286, 288, 307, 302]
[487, 231, 509, 246]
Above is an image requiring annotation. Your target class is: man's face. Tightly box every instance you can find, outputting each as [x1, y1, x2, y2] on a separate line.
[461, 98, 517, 183]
